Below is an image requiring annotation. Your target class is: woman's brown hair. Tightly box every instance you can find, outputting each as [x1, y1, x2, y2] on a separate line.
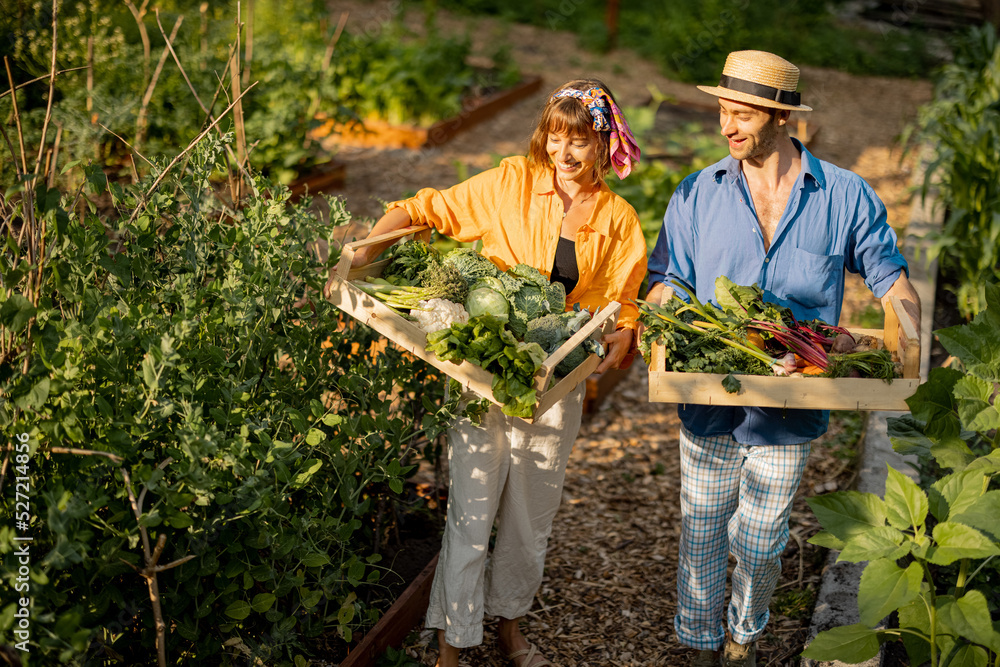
[526, 79, 619, 183]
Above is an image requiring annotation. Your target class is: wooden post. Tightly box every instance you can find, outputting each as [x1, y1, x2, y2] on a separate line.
[981, 0, 1000, 28]
[605, 0, 620, 49]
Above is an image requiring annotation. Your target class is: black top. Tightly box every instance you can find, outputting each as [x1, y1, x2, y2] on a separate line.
[550, 236, 579, 294]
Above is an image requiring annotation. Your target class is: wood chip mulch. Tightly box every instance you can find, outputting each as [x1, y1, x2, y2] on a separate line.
[400, 363, 865, 667]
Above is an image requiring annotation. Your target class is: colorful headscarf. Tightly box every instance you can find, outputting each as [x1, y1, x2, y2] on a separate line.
[550, 87, 641, 179]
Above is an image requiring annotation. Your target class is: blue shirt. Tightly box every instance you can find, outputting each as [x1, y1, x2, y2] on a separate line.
[648, 139, 908, 445]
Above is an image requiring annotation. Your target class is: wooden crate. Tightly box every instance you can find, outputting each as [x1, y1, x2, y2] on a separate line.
[324, 226, 620, 421]
[648, 287, 921, 411]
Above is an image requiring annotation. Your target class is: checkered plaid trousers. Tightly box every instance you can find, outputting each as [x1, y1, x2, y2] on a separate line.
[673, 426, 810, 649]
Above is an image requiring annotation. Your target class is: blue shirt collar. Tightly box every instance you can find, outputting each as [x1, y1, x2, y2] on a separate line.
[714, 137, 826, 190]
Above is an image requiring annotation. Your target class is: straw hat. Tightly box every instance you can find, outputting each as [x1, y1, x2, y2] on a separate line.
[697, 50, 812, 112]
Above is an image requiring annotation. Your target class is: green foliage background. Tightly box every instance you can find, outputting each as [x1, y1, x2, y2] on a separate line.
[424, 0, 940, 82]
[0, 131, 457, 664]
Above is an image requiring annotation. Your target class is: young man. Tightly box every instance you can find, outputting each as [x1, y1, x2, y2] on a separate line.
[646, 50, 920, 667]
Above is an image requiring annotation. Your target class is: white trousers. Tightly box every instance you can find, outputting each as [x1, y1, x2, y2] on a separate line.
[426, 384, 585, 648]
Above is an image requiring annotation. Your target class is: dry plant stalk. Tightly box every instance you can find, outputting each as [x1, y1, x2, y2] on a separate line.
[123, 0, 152, 88]
[124, 81, 259, 229]
[121, 462, 195, 667]
[229, 4, 248, 187]
[154, 9, 252, 195]
[135, 15, 184, 157]
[241, 0, 254, 88]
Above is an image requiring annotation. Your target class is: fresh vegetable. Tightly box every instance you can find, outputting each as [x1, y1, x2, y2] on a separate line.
[354, 261, 468, 309]
[523, 307, 603, 376]
[443, 247, 505, 285]
[426, 315, 548, 418]
[466, 286, 510, 321]
[638, 276, 900, 383]
[382, 239, 442, 285]
[411, 298, 470, 333]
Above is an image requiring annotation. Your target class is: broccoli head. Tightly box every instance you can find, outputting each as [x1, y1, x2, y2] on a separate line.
[523, 309, 592, 354]
[523, 308, 599, 376]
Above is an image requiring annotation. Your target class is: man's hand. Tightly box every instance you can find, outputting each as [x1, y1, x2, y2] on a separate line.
[880, 272, 921, 350]
[596, 327, 633, 374]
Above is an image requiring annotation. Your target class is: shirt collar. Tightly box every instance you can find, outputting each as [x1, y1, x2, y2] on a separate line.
[713, 137, 826, 189]
[531, 165, 614, 236]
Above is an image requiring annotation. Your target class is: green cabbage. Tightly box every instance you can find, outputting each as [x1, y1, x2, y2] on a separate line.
[466, 287, 509, 321]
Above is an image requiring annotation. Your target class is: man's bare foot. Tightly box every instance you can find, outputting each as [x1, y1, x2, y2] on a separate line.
[434, 629, 460, 667]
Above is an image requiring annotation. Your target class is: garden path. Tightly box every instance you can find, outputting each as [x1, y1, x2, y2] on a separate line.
[320, 2, 934, 664]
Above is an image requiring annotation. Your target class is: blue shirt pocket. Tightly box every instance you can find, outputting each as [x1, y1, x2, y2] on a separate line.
[767, 248, 844, 321]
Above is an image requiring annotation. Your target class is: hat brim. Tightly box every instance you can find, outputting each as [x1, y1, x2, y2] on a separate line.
[696, 85, 812, 112]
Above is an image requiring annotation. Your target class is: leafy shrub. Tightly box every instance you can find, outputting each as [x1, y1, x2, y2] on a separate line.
[0, 134, 451, 665]
[906, 23, 1000, 319]
[0, 0, 516, 190]
[803, 283, 1000, 666]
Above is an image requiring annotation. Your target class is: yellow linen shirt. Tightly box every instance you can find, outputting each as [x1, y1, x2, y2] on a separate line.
[387, 156, 647, 333]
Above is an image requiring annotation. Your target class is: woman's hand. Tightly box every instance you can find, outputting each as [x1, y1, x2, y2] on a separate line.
[596, 327, 633, 374]
[349, 208, 414, 269]
[350, 247, 371, 268]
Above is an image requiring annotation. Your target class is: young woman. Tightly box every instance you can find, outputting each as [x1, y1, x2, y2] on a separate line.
[351, 79, 645, 667]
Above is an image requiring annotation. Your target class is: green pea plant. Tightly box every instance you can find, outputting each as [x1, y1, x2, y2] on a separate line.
[0, 25, 459, 665]
[802, 283, 1000, 667]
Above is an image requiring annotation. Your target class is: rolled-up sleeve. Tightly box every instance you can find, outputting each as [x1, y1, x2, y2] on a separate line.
[387, 162, 514, 242]
[847, 181, 908, 299]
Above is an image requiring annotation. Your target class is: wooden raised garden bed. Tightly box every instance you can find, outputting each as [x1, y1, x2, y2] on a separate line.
[340, 552, 439, 667]
[648, 287, 921, 411]
[311, 75, 544, 149]
[323, 225, 619, 422]
[288, 159, 347, 198]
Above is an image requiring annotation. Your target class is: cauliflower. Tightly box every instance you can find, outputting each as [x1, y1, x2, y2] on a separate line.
[411, 298, 470, 334]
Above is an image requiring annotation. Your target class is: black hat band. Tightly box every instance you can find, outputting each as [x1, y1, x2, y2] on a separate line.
[718, 74, 802, 107]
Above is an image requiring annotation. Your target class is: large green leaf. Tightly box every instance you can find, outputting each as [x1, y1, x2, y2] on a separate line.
[941, 643, 989, 667]
[808, 530, 845, 550]
[953, 375, 1000, 433]
[965, 448, 1000, 473]
[929, 470, 986, 522]
[858, 559, 923, 627]
[937, 591, 1000, 653]
[934, 283, 1000, 382]
[806, 491, 887, 542]
[884, 466, 928, 531]
[800, 624, 881, 662]
[927, 522, 1000, 565]
[905, 367, 963, 439]
[950, 490, 1000, 539]
[224, 600, 252, 620]
[251, 592, 276, 613]
[888, 414, 936, 458]
[838, 526, 909, 563]
[931, 436, 979, 473]
[898, 598, 932, 667]
[0, 293, 37, 331]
